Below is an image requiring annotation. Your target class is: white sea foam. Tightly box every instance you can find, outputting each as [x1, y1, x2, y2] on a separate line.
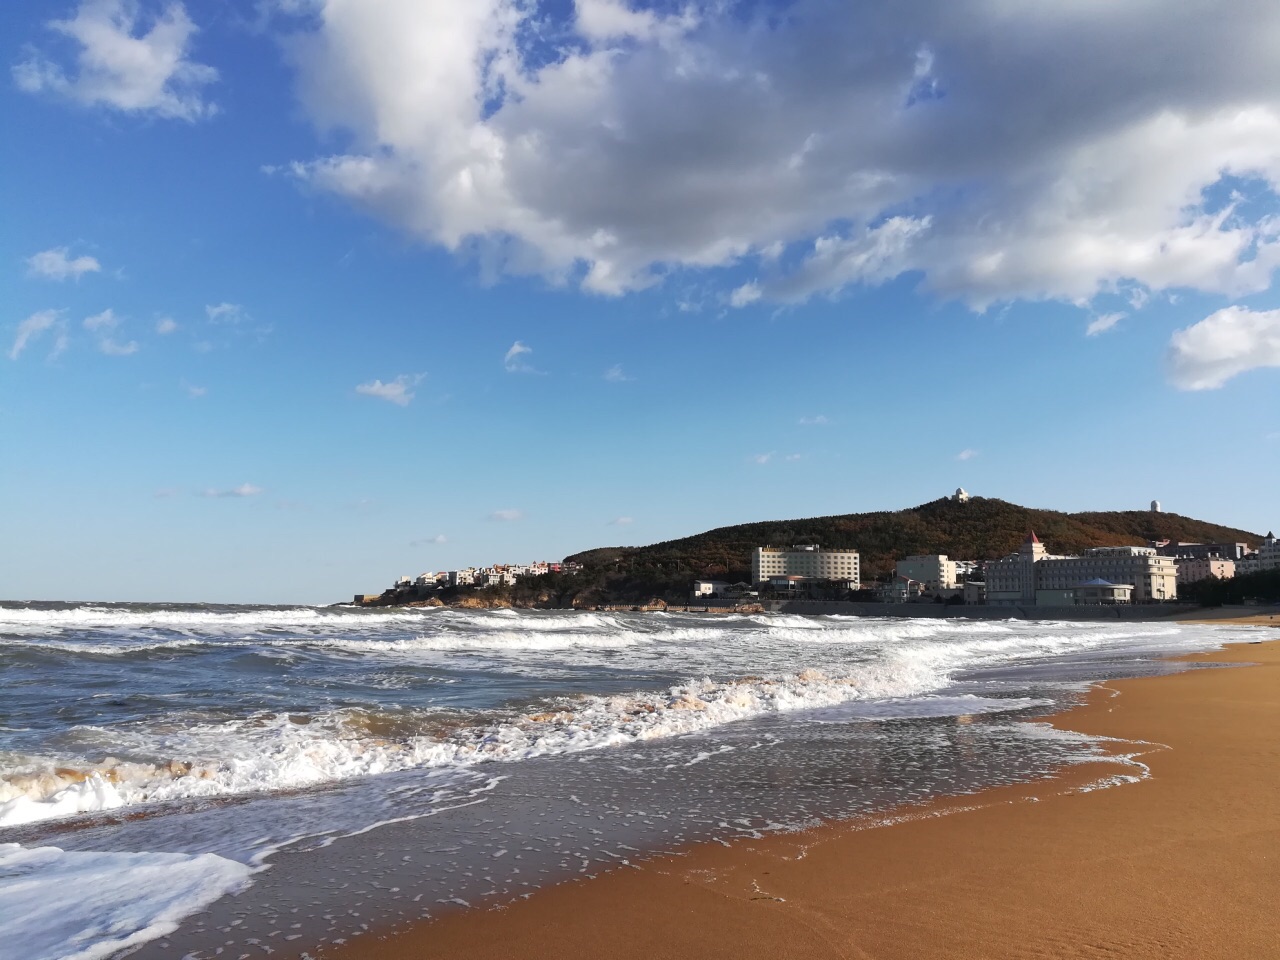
[0, 660, 949, 827]
[0, 843, 252, 960]
[0, 610, 1251, 828]
[0, 604, 439, 636]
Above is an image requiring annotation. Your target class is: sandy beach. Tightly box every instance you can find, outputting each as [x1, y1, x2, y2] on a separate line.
[323, 622, 1280, 960]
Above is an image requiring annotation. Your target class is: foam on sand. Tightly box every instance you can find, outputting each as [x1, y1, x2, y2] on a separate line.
[0, 842, 252, 960]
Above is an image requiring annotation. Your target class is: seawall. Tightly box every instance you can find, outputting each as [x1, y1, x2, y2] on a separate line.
[775, 600, 1262, 621]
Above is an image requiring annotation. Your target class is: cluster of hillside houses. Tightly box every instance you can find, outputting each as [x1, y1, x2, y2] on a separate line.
[375, 561, 583, 598]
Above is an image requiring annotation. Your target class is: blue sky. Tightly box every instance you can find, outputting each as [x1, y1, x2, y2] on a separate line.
[3, 0, 1279, 604]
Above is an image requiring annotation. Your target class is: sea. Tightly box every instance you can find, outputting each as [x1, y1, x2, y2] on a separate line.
[0, 602, 1262, 960]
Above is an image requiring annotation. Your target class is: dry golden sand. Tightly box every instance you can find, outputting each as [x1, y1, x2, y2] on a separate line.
[324, 627, 1280, 960]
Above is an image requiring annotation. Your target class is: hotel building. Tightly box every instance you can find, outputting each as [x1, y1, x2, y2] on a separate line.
[894, 555, 958, 591]
[1259, 532, 1280, 571]
[752, 544, 860, 587]
[986, 533, 1178, 605]
[1176, 557, 1236, 584]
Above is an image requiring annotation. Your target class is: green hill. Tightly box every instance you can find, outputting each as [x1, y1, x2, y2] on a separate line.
[566, 497, 1262, 582]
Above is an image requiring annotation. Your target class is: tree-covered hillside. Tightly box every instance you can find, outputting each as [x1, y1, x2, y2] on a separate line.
[566, 497, 1261, 582]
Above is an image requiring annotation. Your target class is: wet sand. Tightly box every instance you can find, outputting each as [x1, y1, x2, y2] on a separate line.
[322, 627, 1280, 960]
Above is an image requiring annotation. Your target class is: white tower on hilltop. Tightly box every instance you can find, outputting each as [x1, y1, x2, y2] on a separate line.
[954, 488, 971, 503]
[1151, 500, 1162, 513]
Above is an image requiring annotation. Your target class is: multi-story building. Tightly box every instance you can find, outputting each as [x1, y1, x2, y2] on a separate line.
[1176, 557, 1235, 584]
[880, 575, 926, 602]
[1259, 532, 1280, 571]
[752, 544, 860, 587]
[895, 555, 957, 591]
[986, 534, 1177, 605]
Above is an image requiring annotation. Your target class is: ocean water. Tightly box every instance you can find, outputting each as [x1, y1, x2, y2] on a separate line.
[0, 602, 1260, 960]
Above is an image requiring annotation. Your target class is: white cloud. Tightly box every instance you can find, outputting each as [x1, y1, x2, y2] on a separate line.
[156, 316, 178, 334]
[798, 415, 829, 426]
[206, 302, 247, 324]
[199, 483, 264, 498]
[14, 0, 218, 121]
[183, 381, 207, 398]
[956, 448, 979, 461]
[274, 2, 1280, 308]
[785, 453, 803, 461]
[1167, 305, 1280, 390]
[608, 516, 634, 526]
[26, 247, 101, 280]
[503, 340, 538, 373]
[602, 363, 633, 382]
[9, 309, 62, 360]
[83, 308, 117, 331]
[1086, 312, 1126, 336]
[49, 331, 70, 360]
[99, 337, 139, 356]
[489, 508, 523, 521]
[728, 282, 762, 308]
[411, 534, 448, 545]
[752, 452, 774, 465]
[356, 374, 420, 406]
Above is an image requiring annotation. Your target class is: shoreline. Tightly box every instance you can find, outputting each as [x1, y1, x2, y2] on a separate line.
[319, 622, 1280, 960]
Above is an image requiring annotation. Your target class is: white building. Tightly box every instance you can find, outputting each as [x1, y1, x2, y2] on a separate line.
[752, 545, 860, 587]
[895, 555, 958, 590]
[1176, 557, 1235, 584]
[986, 534, 1177, 606]
[1259, 532, 1280, 571]
[692, 580, 731, 597]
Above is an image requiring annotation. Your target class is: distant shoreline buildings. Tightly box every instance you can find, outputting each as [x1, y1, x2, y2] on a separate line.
[357, 494, 1275, 609]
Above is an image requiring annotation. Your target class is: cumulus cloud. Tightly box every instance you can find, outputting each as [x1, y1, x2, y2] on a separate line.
[1086, 312, 1126, 337]
[956, 448, 979, 461]
[183, 381, 206, 397]
[156, 316, 178, 334]
[503, 340, 539, 373]
[608, 516, 634, 526]
[98, 337, 139, 356]
[83, 308, 117, 331]
[1167, 306, 1280, 390]
[751, 452, 774, 465]
[728, 282, 762, 308]
[356, 374, 421, 406]
[13, 0, 218, 121]
[602, 363, 633, 382]
[489, 508, 523, 521]
[206, 302, 247, 323]
[275, 1, 1280, 309]
[9, 309, 62, 360]
[26, 247, 101, 280]
[199, 483, 264, 498]
[411, 534, 448, 545]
